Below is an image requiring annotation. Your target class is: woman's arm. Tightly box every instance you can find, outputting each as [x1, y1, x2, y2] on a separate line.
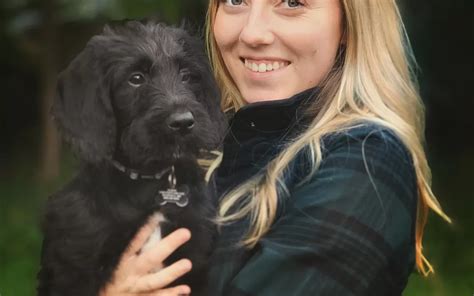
[223, 126, 418, 296]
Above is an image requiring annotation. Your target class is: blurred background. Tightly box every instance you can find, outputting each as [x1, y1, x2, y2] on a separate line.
[0, 0, 472, 295]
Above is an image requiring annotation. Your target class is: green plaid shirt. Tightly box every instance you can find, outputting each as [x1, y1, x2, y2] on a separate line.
[208, 88, 417, 295]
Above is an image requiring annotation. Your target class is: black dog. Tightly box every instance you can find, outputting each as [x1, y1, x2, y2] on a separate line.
[37, 21, 226, 296]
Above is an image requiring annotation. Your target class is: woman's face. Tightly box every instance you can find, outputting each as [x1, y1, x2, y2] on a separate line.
[213, 0, 343, 103]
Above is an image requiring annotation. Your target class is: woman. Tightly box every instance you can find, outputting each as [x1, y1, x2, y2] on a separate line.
[101, 0, 450, 295]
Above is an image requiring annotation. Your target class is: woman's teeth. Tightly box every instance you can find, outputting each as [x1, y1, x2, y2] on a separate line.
[244, 59, 289, 73]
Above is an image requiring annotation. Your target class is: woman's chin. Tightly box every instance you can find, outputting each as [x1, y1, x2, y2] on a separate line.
[242, 89, 292, 104]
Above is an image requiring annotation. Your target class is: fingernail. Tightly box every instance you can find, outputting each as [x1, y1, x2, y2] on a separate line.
[179, 228, 191, 240]
[180, 286, 191, 294]
[182, 259, 192, 271]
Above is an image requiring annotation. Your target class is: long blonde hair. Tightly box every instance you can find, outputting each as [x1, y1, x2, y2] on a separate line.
[205, 0, 450, 276]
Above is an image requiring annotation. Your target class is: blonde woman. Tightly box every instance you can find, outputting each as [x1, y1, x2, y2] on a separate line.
[101, 0, 450, 295]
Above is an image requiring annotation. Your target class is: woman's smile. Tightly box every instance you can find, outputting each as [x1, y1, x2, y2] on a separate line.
[241, 57, 291, 81]
[242, 57, 291, 73]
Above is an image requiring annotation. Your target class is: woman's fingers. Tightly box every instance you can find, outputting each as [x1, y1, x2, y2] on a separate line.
[104, 222, 193, 295]
[136, 228, 191, 274]
[131, 259, 192, 292]
[123, 214, 161, 259]
[153, 285, 191, 296]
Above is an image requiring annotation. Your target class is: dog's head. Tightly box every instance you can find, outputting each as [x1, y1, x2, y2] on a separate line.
[52, 21, 226, 167]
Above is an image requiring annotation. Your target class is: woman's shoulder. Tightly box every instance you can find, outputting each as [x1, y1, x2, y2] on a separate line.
[321, 121, 411, 159]
[277, 122, 419, 287]
[285, 121, 418, 242]
[289, 121, 417, 195]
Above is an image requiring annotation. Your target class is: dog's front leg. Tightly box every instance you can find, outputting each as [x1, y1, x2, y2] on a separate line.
[38, 190, 108, 296]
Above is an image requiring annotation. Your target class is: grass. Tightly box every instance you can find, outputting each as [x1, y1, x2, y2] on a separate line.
[0, 152, 472, 296]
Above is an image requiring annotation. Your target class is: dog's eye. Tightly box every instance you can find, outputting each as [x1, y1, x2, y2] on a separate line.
[180, 69, 195, 83]
[128, 73, 146, 87]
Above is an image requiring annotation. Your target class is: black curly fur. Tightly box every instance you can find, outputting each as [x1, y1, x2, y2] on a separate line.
[37, 20, 226, 296]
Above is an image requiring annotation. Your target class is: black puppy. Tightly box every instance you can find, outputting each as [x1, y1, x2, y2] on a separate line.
[37, 21, 226, 296]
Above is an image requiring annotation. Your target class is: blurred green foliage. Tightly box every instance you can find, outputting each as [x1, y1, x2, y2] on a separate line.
[0, 158, 76, 295]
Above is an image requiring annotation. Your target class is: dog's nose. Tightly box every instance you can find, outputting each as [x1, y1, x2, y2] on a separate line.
[167, 111, 195, 132]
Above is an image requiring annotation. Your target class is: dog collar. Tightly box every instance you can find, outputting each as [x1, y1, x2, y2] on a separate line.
[110, 160, 172, 181]
[111, 160, 189, 208]
[110, 149, 222, 182]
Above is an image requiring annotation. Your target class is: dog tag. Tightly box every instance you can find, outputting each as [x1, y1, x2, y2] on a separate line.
[157, 185, 189, 207]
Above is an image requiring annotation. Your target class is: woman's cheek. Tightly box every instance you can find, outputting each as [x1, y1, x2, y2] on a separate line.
[214, 12, 241, 50]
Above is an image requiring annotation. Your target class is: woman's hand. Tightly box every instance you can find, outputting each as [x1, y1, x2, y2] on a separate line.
[100, 216, 193, 296]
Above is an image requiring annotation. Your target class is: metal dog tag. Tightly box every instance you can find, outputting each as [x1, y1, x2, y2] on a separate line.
[157, 186, 189, 207]
[156, 166, 189, 207]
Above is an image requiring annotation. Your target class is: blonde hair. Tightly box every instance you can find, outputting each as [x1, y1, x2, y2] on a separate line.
[205, 0, 450, 276]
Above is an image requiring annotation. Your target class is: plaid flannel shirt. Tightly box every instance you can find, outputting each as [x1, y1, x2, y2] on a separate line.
[208, 88, 417, 296]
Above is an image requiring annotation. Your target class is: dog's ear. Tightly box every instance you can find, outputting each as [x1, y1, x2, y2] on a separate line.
[196, 50, 228, 148]
[199, 64, 227, 147]
[174, 29, 228, 148]
[52, 37, 116, 164]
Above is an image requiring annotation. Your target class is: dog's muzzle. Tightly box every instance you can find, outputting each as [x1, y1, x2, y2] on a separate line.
[166, 111, 195, 133]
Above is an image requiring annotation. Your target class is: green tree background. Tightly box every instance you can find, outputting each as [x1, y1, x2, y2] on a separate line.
[0, 1, 472, 295]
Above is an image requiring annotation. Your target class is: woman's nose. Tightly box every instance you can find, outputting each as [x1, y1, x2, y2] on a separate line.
[239, 6, 274, 47]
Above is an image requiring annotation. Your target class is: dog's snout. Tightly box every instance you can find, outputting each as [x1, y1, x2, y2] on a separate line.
[166, 111, 195, 132]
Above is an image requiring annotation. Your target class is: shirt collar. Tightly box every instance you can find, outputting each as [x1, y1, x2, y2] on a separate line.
[226, 87, 320, 141]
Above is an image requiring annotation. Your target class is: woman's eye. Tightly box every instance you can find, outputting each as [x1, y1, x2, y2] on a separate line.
[282, 0, 304, 8]
[128, 73, 145, 87]
[221, 0, 243, 6]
